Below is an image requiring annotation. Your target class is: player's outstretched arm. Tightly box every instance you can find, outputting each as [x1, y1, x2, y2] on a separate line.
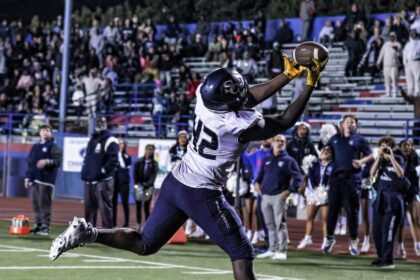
[245, 54, 303, 108]
[239, 61, 321, 143]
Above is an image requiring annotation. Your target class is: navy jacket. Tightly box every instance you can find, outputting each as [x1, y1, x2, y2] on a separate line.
[256, 150, 302, 195]
[287, 126, 318, 168]
[26, 138, 62, 186]
[327, 132, 372, 175]
[133, 157, 159, 188]
[81, 130, 119, 182]
[116, 151, 132, 185]
[374, 155, 407, 221]
[307, 160, 333, 189]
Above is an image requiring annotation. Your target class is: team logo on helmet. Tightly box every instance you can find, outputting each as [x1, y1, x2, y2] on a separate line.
[222, 75, 247, 97]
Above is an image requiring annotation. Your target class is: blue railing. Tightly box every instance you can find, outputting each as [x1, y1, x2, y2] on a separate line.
[0, 113, 419, 142]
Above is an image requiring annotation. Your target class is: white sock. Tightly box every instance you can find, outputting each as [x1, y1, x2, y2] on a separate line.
[400, 242, 405, 250]
[364, 235, 369, 243]
[304, 235, 312, 240]
[416, 241, 420, 248]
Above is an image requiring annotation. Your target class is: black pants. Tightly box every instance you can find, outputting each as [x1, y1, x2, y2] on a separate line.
[327, 173, 360, 240]
[84, 179, 114, 229]
[112, 177, 130, 227]
[32, 183, 53, 227]
[136, 199, 152, 225]
[373, 193, 402, 265]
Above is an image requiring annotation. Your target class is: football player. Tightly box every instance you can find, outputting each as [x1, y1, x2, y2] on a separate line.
[49, 54, 324, 280]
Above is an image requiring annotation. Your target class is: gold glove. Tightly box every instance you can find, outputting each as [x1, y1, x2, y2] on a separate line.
[305, 58, 326, 87]
[282, 53, 304, 80]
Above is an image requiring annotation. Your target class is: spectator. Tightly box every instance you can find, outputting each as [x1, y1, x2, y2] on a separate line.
[169, 130, 189, 168]
[333, 20, 348, 42]
[409, 5, 420, 33]
[318, 21, 334, 45]
[240, 144, 260, 244]
[152, 88, 169, 138]
[82, 68, 102, 116]
[81, 117, 119, 229]
[376, 32, 402, 97]
[175, 93, 190, 134]
[395, 139, 420, 257]
[103, 20, 120, 48]
[360, 26, 384, 77]
[243, 139, 273, 244]
[158, 43, 174, 87]
[343, 3, 368, 32]
[355, 20, 369, 44]
[25, 124, 62, 236]
[195, 15, 210, 43]
[188, 33, 207, 57]
[205, 36, 222, 62]
[299, 0, 316, 41]
[370, 136, 407, 269]
[391, 14, 409, 46]
[275, 20, 294, 45]
[141, 46, 159, 81]
[236, 51, 258, 83]
[382, 16, 394, 41]
[164, 15, 182, 46]
[323, 114, 373, 255]
[286, 122, 318, 169]
[255, 134, 302, 260]
[186, 72, 201, 100]
[72, 84, 85, 118]
[344, 29, 366, 77]
[133, 144, 158, 231]
[297, 147, 333, 249]
[112, 138, 131, 228]
[89, 28, 105, 65]
[403, 30, 420, 97]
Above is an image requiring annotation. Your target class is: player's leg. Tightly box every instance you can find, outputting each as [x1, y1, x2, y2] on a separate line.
[178, 185, 255, 279]
[50, 174, 188, 260]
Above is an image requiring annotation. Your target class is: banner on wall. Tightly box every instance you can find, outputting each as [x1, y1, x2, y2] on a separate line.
[138, 139, 174, 189]
[63, 137, 90, 172]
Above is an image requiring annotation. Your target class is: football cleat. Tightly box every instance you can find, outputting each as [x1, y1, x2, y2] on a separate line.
[49, 217, 95, 261]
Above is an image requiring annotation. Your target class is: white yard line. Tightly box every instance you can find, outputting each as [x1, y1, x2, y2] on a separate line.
[0, 244, 304, 280]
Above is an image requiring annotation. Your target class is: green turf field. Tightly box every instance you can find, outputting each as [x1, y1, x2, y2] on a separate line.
[0, 222, 418, 280]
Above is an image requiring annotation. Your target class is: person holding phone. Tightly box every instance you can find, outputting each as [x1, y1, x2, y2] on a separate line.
[370, 136, 406, 269]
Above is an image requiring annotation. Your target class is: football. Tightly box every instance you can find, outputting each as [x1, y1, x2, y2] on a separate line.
[292, 41, 329, 70]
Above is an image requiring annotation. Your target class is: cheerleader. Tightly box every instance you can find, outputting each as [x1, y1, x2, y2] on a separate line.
[297, 147, 333, 249]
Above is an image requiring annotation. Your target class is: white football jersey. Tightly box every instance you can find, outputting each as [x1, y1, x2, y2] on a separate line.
[171, 86, 264, 190]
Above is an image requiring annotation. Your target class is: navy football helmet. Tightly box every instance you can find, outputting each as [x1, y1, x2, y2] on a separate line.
[200, 68, 249, 112]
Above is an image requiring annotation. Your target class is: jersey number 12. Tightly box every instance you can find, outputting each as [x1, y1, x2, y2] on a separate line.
[192, 117, 218, 160]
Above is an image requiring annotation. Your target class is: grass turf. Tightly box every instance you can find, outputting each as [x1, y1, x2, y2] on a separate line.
[0, 222, 419, 280]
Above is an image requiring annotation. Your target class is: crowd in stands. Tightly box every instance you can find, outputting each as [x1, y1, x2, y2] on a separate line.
[0, 2, 419, 134]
